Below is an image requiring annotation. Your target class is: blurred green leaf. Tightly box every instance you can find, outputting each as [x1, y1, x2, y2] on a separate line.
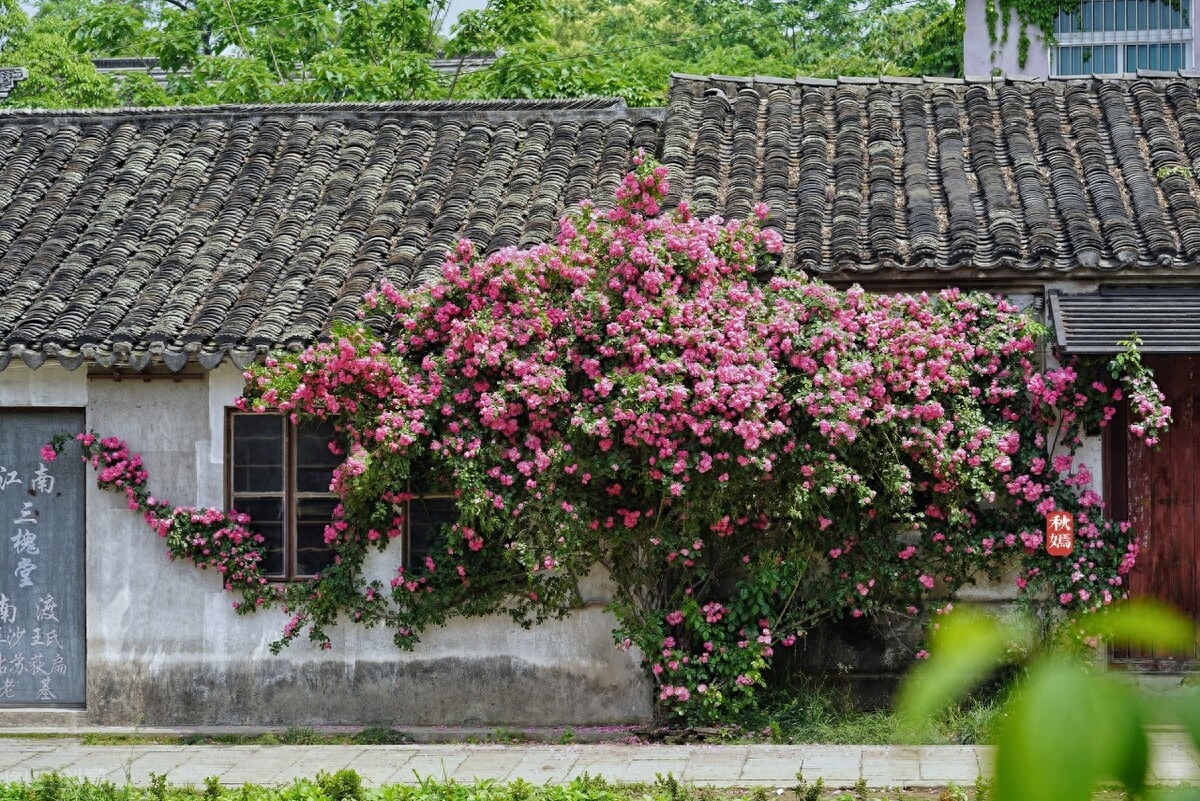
[994, 659, 1153, 801]
[897, 608, 1025, 737]
[1075, 600, 1195, 654]
[994, 658, 1103, 801]
[1092, 676, 1149, 795]
[1153, 786, 1200, 801]
[1163, 688, 1200, 757]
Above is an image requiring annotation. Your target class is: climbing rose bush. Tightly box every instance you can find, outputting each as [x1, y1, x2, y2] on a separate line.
[56, 157, 1171, 725]
[45, 432, 276, 611]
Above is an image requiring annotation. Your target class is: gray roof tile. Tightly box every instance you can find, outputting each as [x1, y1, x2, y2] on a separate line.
[9, 76, 1200, 372]
[0, 98, 661, 371]
[660, 74, 1200, 282]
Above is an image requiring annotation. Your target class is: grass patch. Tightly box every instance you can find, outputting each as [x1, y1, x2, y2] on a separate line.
[724, 680, 1012, 745]
[0, 770, 1140, 801]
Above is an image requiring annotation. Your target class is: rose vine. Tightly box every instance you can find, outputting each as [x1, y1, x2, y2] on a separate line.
[48, 158, 1171, 725]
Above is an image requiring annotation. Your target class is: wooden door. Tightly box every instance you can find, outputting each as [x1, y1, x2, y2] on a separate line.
[1109, 355, 1200, 666]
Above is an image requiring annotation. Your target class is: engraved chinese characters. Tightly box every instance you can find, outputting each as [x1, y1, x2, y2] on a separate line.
[0, 412, 85, 705]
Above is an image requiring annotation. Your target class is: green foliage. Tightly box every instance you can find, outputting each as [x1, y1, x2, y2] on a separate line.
[0, 0, 29, 45]
[900, 600, 1198, 801]
[279, 727, 322, 745]
[351, 726, 411, 745]
[728, 679, 1009, 744]
[6, 0, 968, 109]
[113, 71, 171, 107]
[793, 774, 824, 801]
[315, 771, 363, 801]
[0, 14, 119, 108]
[69, 2, 150, 56]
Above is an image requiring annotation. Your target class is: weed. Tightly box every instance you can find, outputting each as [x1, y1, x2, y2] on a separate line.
[937, 783, 967, 801]
[653, 773, 687, 801]
[792, 773, 823, 801]
[203, 777, 222, 801]
[351, 727, 409, 745]
[853, 778, 868, 801]
[557, 728, 575, 745]
[148, 774, 168, 801]
[731, 678, 1008, 746]
[315, 770, 363, 801]
[972, 775, 991, 801]
[31, 773, 67, 801]
[278, 727, 320, 745]
[486, 728, 527, 744]
[1157, 164, 1195, 181]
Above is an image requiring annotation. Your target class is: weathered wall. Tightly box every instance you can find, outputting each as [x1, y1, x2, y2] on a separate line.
[964, 0, 1051, 77]
[2, 364, 652, 726]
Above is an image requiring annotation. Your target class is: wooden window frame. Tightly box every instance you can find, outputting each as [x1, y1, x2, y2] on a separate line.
[227, 410, 459, 581]
[226, 410, 340, 581]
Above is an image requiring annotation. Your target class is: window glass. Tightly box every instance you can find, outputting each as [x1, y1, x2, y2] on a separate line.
[409, 496, 458, 568]
[1056, 0, 1189, 31]
[1126, 42, 1188, 69]
[235, 496, 286, 577]
[231, 414, 284, 493]
[295, 422, 340, 493]
[295, 497, 339, 576]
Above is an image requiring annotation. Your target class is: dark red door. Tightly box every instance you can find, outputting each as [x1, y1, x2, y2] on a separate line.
[1110, 355, 1199, 665]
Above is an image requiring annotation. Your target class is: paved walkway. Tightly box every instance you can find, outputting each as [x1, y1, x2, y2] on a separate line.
[0, 733, 1196, 789]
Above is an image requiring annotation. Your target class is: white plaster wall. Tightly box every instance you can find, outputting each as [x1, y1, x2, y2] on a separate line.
[3, 364, 651, 726]
[0, 364, 87, 408]
[964, 0, 1052, 78]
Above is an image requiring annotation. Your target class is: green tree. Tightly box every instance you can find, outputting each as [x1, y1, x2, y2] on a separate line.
[0, 8, 119, 108]
[3, 0, 963, 109]
[454, 0, 964, 103]
[4, 0, 500, 106]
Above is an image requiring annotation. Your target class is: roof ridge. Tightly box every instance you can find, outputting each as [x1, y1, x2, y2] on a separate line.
[668, 71, 1200, 87]
[0, 95, 630, 122]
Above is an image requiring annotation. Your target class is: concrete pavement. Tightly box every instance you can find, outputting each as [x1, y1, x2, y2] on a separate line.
[0, 733, 1195, 789]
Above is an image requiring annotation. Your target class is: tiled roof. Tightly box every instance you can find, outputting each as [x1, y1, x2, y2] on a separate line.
[660, 72, 1200, 283]
[9, 74, 1200, 373]
[0, 98, 662, 371]
[1050, 288, 1200, 353]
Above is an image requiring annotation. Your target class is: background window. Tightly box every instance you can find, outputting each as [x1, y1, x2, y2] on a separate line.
[1052, 0, 1191, 75]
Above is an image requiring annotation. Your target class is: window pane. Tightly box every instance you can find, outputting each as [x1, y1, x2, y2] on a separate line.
[234, 496, 285, 577]
[1055, 46, 1082, 74]
[295, 497, 339, 577]
[1099, 45, 1118, 72]
[231, 414, 284, 493]
[1127, 42, 1187, 70]
[295, 420, 341, 493]
[1059, 0, 1189, 30]
[409, 497, 458, 568]
[1055, 45, 1119, 75]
